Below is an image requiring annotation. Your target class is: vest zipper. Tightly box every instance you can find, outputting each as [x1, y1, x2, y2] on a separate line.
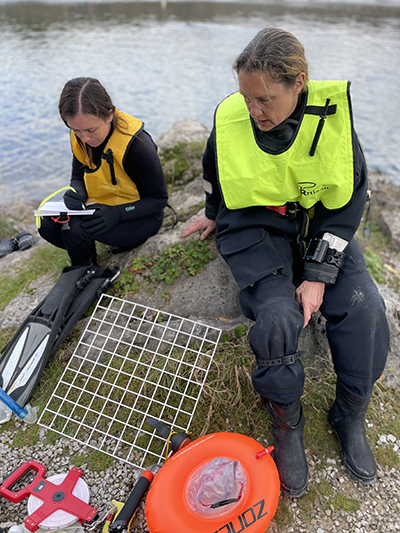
[103, 149, 117, 185]
[309, 98, 331, 157]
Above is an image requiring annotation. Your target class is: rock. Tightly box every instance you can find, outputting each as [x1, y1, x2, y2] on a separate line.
[127, 238, 243, 322]
[377, 285, 400, 389]
[0, 273, 55, 329]
[108, 212, 245, 328]
[156, 119, 210, 151]
[379, 210, 400, 248]
[369, 170, 400, 248]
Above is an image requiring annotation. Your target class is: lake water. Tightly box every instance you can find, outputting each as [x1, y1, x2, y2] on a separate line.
[0, 0, 399, 205]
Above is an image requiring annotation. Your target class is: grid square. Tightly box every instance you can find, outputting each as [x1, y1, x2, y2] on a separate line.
[39, 295, 221, 468]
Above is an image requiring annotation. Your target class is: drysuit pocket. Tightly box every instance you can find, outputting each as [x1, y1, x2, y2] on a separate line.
[217, 227, 285, 289]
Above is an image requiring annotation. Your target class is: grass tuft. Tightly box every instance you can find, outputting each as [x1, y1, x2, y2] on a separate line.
[332, 493, 361, 512]
[0, 244, 68, 311]
[86, 449, 114, 472]
[12, 424, 39, 448]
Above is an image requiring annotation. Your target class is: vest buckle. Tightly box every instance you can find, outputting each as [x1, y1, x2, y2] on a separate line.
[265, 205, 287, 215]
[265, 202, 298, 218]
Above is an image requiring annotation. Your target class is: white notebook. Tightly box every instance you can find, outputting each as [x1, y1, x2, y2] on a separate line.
[35, 201, 95, 216]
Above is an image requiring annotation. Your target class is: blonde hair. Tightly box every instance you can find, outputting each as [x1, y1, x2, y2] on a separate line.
[233, 27, 309, 92]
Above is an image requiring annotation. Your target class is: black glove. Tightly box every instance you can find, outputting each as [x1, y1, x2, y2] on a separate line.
[81, 204, 121, 237]
[64, 189, 87, 211]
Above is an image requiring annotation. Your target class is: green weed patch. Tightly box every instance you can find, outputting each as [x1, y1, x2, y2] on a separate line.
[112, 238, 215, 297]
[364, 247, 386, 284]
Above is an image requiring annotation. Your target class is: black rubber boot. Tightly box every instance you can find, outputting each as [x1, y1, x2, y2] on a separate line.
[0, 232, 35, 258]
[15, 231, 35, 251]
[265, 399, 308, 497]
[328, 382, 376, 484]
[0, 237, 18, 258]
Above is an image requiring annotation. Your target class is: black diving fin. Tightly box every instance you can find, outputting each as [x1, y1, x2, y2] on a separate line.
[0, 263, 119, 423]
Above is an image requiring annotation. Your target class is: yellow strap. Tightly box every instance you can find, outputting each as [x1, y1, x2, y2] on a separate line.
[165, 429, 176, 461]
[103, 500, 124, 533]
[165, 429, 191, 461]
[35, 186, 76, 229]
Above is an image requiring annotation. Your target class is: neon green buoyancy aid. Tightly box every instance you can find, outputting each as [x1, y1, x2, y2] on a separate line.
[70, 110, 143, 206]
[215, 80, 354, 210]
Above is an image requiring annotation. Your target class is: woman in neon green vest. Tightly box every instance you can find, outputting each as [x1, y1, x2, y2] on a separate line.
[183, 27, 389, 498]
[38, 77, 168, 265]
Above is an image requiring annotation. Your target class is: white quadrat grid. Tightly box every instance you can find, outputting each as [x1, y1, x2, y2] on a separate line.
[38, 294, 221, 468]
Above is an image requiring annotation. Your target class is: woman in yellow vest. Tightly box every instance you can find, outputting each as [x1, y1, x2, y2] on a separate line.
[38, 77, 168, 265]
[183, 28, 389, 497]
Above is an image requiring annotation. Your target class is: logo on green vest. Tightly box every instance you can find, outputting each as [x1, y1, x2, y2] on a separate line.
[298, 182, 329, 197]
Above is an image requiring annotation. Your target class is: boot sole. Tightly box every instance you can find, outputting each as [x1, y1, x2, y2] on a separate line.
[329, 416, 376, 485]
[281, 480, 308, 498]
[344, 461, 376, 485]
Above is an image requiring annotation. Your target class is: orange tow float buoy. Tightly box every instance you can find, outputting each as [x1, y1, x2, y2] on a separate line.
[145, 432, 280, 533]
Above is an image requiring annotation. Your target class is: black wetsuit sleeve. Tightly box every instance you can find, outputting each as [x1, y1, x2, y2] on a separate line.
[203, 127, 222, 221]
[70, 157, 88, 200]
[117, 130, 168, 222]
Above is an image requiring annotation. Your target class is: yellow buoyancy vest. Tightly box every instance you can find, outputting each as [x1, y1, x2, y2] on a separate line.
[215, 80, 354, 210]
[71, 110, 143, 206]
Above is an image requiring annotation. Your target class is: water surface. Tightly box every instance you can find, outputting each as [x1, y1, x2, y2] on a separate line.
[0, 0, 399, 204]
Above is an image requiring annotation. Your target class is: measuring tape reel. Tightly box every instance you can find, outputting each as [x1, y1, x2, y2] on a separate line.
[145, 432, 280, 533]
[0, 461, 98, 532]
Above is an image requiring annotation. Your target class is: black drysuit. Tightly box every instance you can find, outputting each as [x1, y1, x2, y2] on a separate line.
[203, 94, 389, 405]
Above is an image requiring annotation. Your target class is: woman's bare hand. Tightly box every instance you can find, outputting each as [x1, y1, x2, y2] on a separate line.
[182, 215, 216, 240]
[295, 280, 325, 328]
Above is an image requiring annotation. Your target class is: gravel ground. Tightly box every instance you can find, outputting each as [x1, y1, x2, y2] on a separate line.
[1, 420, 399, 533]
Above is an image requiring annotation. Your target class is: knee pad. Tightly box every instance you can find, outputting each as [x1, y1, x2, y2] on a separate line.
[248, 300, 304, 359]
